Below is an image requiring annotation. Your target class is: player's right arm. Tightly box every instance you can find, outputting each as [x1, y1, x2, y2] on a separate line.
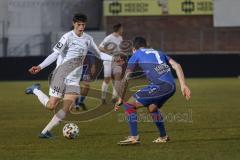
[28, 34, 68, 75]
[99, 36, 109, 53]
[168, 58, 191, 100]
[99, 36, 116, 54]
[28, 51, 60, 74]
[99, 46, 107, 53]
[89, 37, 113, 62]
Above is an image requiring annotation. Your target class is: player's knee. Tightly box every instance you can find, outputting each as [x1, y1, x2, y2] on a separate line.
[113, 67, 122, 79]
[124, 102, 137, 114]
[148, 104, 158, 113]
[104, 78, 111, 83]
[83, 82, 90, 88]
[114, 73, 122, 80]
[47, 101, 58, 110]
[62, 98, 75, 112]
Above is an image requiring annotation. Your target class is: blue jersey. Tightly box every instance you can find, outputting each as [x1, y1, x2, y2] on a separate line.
[127, 48, 175, 85]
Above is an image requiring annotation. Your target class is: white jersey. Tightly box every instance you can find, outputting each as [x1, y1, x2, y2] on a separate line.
[99, 33, 123, 54]
[37, 30, 113, 97]
[50, 31, 101, 89]
[53, 31, 100, 67]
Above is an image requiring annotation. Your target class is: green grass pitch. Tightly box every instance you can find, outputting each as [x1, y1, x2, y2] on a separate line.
[0, 78, 240, 160]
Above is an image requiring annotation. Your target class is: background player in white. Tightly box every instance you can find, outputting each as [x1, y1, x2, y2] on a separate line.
[99, 23, 123, 104]
[25, 13, 106, 138]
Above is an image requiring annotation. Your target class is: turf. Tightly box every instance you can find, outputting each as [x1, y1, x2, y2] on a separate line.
[0, 78, 240, 160]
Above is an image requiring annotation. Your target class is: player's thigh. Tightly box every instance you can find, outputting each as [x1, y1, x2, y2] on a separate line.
[113, 72, 122, 81]
[147, 104, 158, 113]
[125, 96, 143, 109]
[62, 93, 79, 112]
[103, 61, 112, 78]
[133, 83, 175, 108]
[112, 65, 122, 80]
[82, 81, 90, 88]
[47, 96, 61, 110]
[113, 66, 122, 81]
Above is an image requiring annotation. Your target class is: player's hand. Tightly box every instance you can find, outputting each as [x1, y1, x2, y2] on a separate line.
[115, 55, 125, 65]
[28, 66, 41, 75]
[114, 98, 123, 111]
[181, 85, 191, 100]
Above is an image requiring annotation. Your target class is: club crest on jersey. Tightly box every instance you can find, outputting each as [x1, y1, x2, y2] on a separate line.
[56, 42, 63, 49]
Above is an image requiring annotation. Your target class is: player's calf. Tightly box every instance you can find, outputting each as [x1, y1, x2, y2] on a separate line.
[148, 104, 168, 140]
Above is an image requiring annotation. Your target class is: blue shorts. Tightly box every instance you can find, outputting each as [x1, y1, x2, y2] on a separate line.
[81, 64, 90, 82]
[133, 82, 175, 108]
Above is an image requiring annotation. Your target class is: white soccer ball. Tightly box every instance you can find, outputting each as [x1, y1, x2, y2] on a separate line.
[63, 123, 79, 139]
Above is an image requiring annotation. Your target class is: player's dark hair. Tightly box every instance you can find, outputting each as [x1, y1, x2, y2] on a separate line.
[73, 13, 87, 23]
[133, 37, 147, 49]
[113, 23, 122, 32]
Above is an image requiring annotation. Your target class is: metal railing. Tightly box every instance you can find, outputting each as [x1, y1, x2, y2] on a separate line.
[149, 28, 240, 54]
[4, 33, 52, 57]
[1, 28, 240, 57]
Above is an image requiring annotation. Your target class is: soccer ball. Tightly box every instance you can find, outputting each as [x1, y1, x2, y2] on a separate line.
[63, 123, 79, 139]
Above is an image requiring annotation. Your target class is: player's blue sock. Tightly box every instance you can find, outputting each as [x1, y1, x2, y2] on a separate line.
[151, 110, 166, 137]
[123, 103, 138, 136]
[79, 96, 86, 103]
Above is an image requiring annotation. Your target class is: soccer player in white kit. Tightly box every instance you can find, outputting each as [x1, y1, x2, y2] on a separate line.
[99, 23, 123, 104]
[25, 13, 108, 138]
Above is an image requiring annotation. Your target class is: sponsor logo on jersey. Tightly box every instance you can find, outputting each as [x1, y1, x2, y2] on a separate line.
[56, 42, 63, 49]
[154, 63, 171, 75]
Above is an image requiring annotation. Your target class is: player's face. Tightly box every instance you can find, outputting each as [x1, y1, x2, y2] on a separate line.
[132, 47, 137, 53]
[118, 27, 123, 35]
[73, 21, 86, 36]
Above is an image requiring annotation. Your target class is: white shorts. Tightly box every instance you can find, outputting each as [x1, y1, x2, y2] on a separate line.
[103, 61, 123, 78]
[49, 58, 83, 98]
[100, 52, 113, 62]
[101, 52, 123, 78]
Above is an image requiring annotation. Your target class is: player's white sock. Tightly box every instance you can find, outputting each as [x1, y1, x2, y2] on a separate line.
[33, 88, 49, 107]
[41, 109, 66, 134]
[101, 81, 109, 99]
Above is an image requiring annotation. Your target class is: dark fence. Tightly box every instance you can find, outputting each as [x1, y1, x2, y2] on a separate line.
[0, 54, 239, 81]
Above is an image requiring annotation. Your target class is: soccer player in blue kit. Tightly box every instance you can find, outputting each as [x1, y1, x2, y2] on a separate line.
[75, 51, 96, 110]
[114, 37, 191, 145]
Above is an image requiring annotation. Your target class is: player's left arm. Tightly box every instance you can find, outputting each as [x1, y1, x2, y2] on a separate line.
[89, 38, 113, 62]
[89, 38, 102, 59]
[114, 69, 132, 111]
[114, 52, 139, 110]
[168, 58, 191, 100]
